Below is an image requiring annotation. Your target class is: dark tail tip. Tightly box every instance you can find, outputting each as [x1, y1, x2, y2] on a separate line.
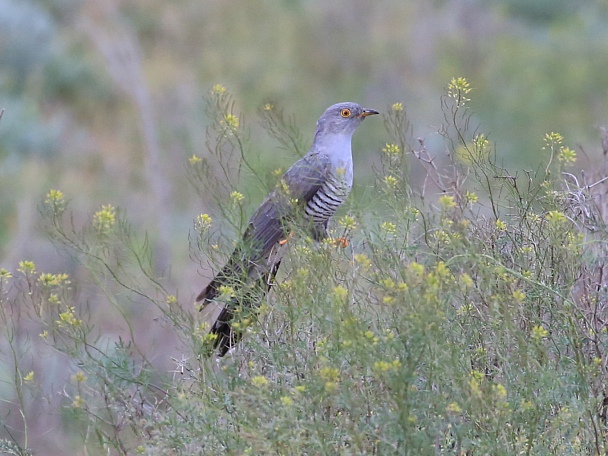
[208, 308, 242, 357]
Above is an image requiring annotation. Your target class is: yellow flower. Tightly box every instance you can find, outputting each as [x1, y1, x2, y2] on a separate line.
[189, 154, 202, 165]
[223, 114, 239, 130]
[252, 376, 269, 388]
[72, 395, 84, 408]
[45, 188, 64, 203]
[381, 278, 396, 289]
[23, 371, 34, 383]
[468, 370, 484, 397]
[338, 215, 357, 231]
[543, 132, 563, 148]
[57, 306, 81, 327]
[38, 273, 70, 287]
[295, 268, 309, 279]
[407, 262, 425, 285]
[512, 289, 526, 302]
[211, 84, 227, 95]
[495, 219, 507, 231]
[447, 77, 471, 105]
[263, 103, 274, 111]
[384, 175, 398, 189]
[520, 399, 533, 411]
[473, 134, 490, 150]
[434, 262, 451, 280]
[354, 253, 371, 269]
[218, 285, 234, 297]
[439, 195, 456, 209]
[546, 210, 567, 226]
[333, 285, 348, 301]
[493, 383, 507, 400]
[280, 396, 293, 407]
[319, 366, 340, 382]
[446, 402, 461, 413]
[457, 303, 473, 316]
[558, 146, 576, 164]
[71, 372, 87, 383]
[93, 205, 116, 233]
[391, 102, 404, 112]
[373, 361, 392, 372]
[531, 324, 548, 340]
[324, 382, 338, 393]
[230, 191, 245, 204]
[382, 143, 401, 155]
[17, 261, 36, 276]
[380, 221, 397, 235]
[460, 273, 473, 288]
[196, 213, 212, 232]
[45, 189, 65, 212]
[373, 359, 401, 373]
[465, 191, 478, 204]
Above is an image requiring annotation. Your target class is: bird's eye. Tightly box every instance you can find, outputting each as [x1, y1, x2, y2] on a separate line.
[340, 108, 351, 118]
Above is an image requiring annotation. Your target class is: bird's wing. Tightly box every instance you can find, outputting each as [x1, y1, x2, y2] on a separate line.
[244, 153, 331, 247]
[196, 153, 331, 303]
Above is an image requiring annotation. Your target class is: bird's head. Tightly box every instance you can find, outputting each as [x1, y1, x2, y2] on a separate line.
[315, 102, 379, 136]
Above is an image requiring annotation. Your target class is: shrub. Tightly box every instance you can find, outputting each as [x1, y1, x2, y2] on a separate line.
[2, 80, 608, 454]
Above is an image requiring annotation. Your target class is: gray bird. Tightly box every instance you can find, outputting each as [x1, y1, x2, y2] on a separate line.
[196, 102, 379, 356]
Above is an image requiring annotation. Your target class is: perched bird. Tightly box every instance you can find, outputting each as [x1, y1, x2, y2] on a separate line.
[197, 102, 379, 356]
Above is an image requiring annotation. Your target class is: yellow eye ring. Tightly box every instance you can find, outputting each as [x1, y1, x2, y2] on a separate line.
[340, 108, 351, 118]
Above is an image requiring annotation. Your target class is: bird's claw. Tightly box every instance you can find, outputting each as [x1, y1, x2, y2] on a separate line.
[279, 231, 295, 246]
[335, 237, 349, 248]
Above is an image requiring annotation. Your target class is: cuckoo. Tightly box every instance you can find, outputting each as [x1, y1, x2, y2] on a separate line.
[196, 102, 379, 356]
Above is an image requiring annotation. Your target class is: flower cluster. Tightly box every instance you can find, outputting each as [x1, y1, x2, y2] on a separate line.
[447, 77, 471, 106]
[93, 205, 116, 234]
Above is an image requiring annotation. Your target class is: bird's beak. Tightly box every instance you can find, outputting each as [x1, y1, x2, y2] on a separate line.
[360, 109, 380, 118]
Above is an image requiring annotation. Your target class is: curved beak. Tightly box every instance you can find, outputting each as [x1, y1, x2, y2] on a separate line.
[360, 109, 380, 118]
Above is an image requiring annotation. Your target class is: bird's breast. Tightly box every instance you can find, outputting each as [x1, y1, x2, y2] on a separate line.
[304, 171, 351, 224]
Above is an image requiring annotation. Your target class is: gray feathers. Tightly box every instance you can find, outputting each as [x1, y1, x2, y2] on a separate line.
[196, 102, 378, 356]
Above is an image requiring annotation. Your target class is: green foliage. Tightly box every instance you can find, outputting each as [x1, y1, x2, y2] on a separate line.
[2, 83, 608, 454]
[497, 0, 587, 23]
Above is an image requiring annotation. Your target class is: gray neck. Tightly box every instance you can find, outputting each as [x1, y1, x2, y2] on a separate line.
[311, 131, 353, 160]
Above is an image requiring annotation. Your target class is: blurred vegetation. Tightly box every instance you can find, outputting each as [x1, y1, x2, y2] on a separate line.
[2, 0, 608, 453]
[2, 0, 608, 266]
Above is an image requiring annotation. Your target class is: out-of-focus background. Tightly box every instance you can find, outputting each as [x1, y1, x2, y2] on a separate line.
[1, 0, 608, 451]
[3, 0, 608, 287]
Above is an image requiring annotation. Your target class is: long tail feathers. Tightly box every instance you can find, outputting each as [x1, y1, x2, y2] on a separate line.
[197, 253, 284, 357]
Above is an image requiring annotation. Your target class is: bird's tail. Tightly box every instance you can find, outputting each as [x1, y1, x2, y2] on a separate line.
[197, 250, 284, 357]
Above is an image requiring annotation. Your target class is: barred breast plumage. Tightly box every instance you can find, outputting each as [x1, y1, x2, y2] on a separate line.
[304, 173, 350, 223]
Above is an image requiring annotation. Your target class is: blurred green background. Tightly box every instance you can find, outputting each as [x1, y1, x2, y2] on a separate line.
[2, 0, 608, 452]
[2, 0, 608, 287]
